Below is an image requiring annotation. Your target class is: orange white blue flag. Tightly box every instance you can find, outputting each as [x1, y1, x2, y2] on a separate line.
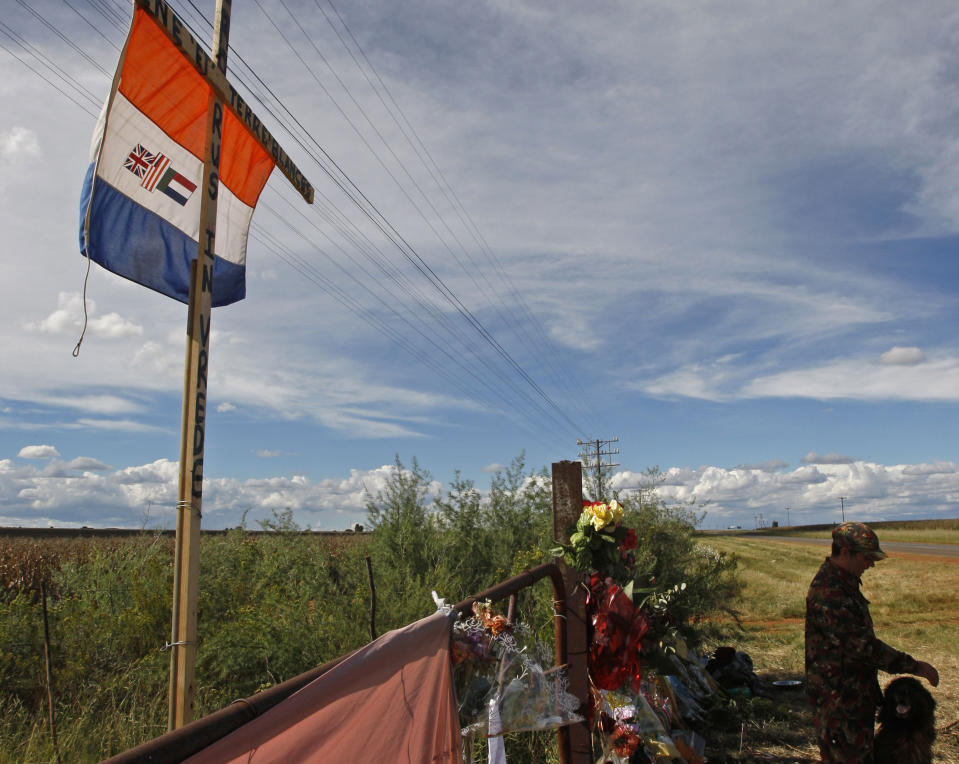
[79, 6, 274, 306]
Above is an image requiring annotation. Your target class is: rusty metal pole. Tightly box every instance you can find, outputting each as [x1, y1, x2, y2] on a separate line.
[552, 460, 592, 762]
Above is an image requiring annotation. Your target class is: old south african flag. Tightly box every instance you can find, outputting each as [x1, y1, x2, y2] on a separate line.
[79, 5, 274, 306]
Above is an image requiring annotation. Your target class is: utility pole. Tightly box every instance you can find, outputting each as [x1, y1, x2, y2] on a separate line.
[840, 496, 845, 523]
[167, 0, 232, 730]
[115, 0, 315, 730]
[576, 437, 619, 499]
[785, 506, 790, 527]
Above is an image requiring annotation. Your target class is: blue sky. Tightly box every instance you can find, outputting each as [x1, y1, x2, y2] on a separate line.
[1, 0, 958, 531]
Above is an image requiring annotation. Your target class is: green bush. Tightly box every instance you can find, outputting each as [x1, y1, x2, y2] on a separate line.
[615, 471, 740, 642]
[364, 454, 556, 631]
[0, 457, 742, 762]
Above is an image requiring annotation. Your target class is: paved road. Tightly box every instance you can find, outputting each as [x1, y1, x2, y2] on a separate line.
[749, 535, 959, 559]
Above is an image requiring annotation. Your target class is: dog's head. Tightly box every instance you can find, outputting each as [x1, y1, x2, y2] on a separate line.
[879, 676, 936, 726]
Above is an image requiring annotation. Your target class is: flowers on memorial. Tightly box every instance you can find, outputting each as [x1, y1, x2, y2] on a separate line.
[551, 499, 636, 585]
[473, 599, 512, 636]
[451, 600, 582, 739]
[611, 720, 641, 758]
[552, 498, 688, 703]
[587, 573, 650, 693]
[584, 498, 623, 530]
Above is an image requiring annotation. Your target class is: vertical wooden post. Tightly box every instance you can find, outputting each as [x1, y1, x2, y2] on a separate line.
[41, 583, 61, 764]
[365, 556, 377, 641]
[168, 0, 232, 730]
[552, 460, 592, 762]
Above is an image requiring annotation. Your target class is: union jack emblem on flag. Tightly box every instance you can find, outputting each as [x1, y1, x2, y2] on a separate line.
[124, 144, 156, 178]
[122, 143, 197, 206]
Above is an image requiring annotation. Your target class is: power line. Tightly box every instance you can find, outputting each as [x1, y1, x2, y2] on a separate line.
[0, 26, 100, 117]
[318, 0, 599, 427]
[577, 437, 620, 499]
[15, 0, 111, 77]
[10, 0, 592, 446]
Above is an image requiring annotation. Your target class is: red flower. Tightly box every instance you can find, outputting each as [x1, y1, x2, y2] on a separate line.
[620, 527, 637, 551]
[586, 576, 649, 693]
[612, 724, 640, 758]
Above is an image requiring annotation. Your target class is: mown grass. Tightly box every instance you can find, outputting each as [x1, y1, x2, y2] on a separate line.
[703, 534, 959, 762]
[704, 517, 959, 545]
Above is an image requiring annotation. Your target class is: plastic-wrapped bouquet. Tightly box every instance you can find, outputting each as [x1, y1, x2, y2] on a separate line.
[451, 601, 582, 741]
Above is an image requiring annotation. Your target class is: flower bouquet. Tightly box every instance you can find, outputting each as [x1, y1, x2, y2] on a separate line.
[552, 499, 701, 760]
[552, 500, 636, 585]
[452, 600, 582, 742]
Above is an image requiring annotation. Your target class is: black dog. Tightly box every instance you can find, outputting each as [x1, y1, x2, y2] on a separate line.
[874, 676, 936, 764]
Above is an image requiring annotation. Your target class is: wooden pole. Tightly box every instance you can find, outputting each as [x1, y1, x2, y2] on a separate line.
[168, 0, 232, 730]
[41, 583, 61, 764]
[365, 556, 376, 641]
[551, 460, 592, 762]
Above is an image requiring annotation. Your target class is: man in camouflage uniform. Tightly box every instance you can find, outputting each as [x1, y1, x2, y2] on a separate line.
[805, 522, 939, 763]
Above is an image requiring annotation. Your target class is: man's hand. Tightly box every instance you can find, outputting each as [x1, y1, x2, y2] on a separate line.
[915, 661, 940, 687]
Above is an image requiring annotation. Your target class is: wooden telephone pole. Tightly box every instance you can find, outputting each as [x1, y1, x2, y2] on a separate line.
[576, 436, 620, 499]
[166, 0, 231, 731]
[124, 0, 315, 729]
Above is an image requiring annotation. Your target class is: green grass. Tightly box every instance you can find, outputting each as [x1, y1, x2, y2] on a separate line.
[700, 517, 959, 545]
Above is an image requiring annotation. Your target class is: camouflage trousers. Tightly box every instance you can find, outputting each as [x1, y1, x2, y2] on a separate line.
[813, 702, 877, 763]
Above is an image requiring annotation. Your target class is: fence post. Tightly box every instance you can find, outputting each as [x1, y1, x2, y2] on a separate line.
[552, 460, 592, 762]
[41, 583, 61, 764]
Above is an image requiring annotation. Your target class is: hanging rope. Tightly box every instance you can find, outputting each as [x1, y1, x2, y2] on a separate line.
[72, 252, 92, 357]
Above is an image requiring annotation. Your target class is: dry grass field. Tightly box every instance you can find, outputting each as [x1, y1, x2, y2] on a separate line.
[702, 532, 959, 762]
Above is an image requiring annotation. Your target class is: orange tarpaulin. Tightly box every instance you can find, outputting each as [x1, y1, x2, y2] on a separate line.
[184, 612, 463, 764]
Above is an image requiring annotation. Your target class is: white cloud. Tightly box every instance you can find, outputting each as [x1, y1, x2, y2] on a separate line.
[34, 395, 143, 415]
[642, 365, 727, 402]
[611, 459, 959, 528]
[89, 313, 144, 339]
[131, 340, 182, 377]
[743, 357, 959, 402]
[27, 292, 88, 334]
[74, 418, 167, 433]
[880, 346, 925, 365]
[217, 402, 237, 413]
[801, 452, 855, 465]
[735, 460, 790, 472]
[482, 462, 506, 473]
[0, 126, 40, 162]
[255, 449, 282, 458]
[66, 456, 111, 471]
[25, 292, 142, 339]
[902, 462, 956, 476]
[112, 460, 178, 485]
[18, 445, 60, 459]
[780, 466, 829, 486]
[0, 448, 956, 532]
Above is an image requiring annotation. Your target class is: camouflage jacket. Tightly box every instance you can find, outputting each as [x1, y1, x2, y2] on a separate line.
[804, 557, 918, 713]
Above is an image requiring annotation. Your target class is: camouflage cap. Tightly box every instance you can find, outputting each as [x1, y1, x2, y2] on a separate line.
[832, 521, 887, 560]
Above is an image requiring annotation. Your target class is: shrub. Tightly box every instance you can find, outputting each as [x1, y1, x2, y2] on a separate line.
[0, 458, 742, 762]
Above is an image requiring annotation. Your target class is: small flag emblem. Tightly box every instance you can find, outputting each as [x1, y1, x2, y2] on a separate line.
[123, 143, 196, 206]
[124, 144, 155, 178]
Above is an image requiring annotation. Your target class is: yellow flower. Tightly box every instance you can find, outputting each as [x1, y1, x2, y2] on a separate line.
[586, 502, 615, 531]
[608, 499, 624, 524]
